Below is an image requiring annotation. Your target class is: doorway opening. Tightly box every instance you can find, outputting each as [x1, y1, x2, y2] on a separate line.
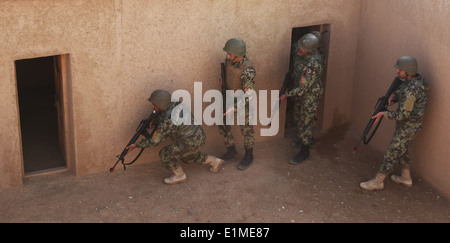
[16, 55, 71, 175]
[285, 24, 331, 139]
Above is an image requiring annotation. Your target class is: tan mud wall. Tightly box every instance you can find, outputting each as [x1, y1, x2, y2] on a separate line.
[1, 0, 449, 199]
[0, 0, 360, 188]
[352, 0, 450, 198]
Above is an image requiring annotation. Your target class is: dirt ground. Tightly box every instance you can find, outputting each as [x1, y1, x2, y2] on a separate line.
[1, 124, 448, 223]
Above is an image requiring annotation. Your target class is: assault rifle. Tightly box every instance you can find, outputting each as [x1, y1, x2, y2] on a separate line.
[267, 67, 292, 127]
[353, 77, 402, 152]
[110, 109, 158, 172]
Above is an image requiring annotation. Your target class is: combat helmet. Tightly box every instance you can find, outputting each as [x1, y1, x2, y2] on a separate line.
[394, 56, 418, 75]
[223, 38, 246, 57]
[298, 33, 319, 52]
[148, 89, 171, 109]
[310, 31, 321, 39]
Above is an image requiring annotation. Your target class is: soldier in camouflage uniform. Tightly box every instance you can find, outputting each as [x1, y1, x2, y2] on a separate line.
[360, 56, 428, 191]
[218, 38, 256, 170]
[280, 33, 323, 165]
[126, 90, 224, 185]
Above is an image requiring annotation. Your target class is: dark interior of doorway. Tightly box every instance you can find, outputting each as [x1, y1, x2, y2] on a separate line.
[16, 56, 66, 174]
[285, 24, 330, 139]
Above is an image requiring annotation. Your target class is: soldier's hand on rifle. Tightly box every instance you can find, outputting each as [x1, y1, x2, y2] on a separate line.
[371, 112, 384, 127]
[149, 121, 156, 130]
[388, 94, 397, 106]
[224, 107, 234, 117]
[125, 144, 137, 154]
[279, 93, 287, 104]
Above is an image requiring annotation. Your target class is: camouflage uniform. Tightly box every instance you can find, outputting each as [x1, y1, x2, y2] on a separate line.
[136, 102, 208, 171]
[218, 56, 256, 150]
[380, 74, 428, 174]
[287, 50, 323, 146]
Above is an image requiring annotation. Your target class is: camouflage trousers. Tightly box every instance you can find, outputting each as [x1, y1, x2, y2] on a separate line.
[159, 130, 208, 171]
[380, 122, 422, 174]
[293, 92, 322, 146]
[218, 107, 255, 150]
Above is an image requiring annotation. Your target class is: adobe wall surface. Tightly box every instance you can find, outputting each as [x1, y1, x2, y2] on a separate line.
[0, 0, 360, 188]
[352, 0, 450, 198]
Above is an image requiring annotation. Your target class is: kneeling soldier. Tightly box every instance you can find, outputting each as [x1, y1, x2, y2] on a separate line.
[127, 90, 224, 185]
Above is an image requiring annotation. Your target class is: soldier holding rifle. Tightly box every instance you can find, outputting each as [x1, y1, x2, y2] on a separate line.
[218, 38, 256, 170]
[126, 90, 224, 185]
[360, 56, 428, 190]
[279, 33, 324, 165]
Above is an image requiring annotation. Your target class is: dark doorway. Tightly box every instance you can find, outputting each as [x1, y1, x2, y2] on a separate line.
[16, 56, 66, 174]
[285, 24, 331, 138]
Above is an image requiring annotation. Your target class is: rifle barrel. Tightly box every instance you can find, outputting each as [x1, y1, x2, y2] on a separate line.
[109, 110, 156, 172]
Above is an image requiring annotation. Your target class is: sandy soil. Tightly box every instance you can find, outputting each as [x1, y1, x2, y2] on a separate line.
[0, 124, 448, 223]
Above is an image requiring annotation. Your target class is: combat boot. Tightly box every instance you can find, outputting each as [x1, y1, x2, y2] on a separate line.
[292, 138, 315, 149]
[221, 145, 238, 162]
[289, 144, 310, 165]
[164, 166, 187, 185]
[203, 155, 224, 173]
[391, 168, 413, 187]
[292, 140, 302, 148]
[360, 172, 387, 190]
[237, 148, 253, 170]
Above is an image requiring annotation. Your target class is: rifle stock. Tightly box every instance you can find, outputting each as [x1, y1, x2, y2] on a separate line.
[110, 110, 158, 172]
[353, 77, 402, 152]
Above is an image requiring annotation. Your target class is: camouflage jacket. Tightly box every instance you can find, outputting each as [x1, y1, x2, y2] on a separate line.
[136, 102, 202, 148]
[287, 51, 323, 98]
[385, 74, 428, 125]
[225, 56, 256, 109]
